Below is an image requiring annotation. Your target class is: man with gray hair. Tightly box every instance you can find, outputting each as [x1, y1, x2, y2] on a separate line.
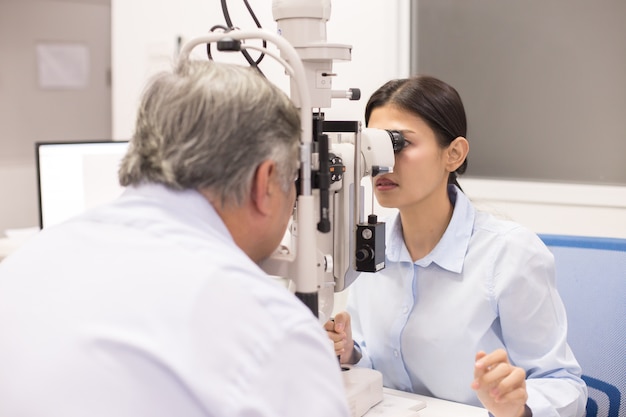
[0, 60, 350, 417]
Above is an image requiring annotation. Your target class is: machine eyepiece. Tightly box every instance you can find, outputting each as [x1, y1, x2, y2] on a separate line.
[387, 130, 407, 153]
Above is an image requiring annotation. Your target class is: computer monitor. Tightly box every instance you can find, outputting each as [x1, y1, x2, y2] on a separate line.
[35, 140, 130, 229]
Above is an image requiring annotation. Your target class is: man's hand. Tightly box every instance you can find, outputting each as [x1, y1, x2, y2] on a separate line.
[471, 349, 530, 417]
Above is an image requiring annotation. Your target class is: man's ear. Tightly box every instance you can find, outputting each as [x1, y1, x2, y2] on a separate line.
[250, 160, 277, 216]
[446, 136, 469, 172]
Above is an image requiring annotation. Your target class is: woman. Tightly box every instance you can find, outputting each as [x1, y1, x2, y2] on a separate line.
[326, 75, 587, 417]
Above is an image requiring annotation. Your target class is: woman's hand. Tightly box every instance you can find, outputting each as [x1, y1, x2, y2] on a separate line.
[323, 311, 357, 364]
[471, 349, 530, 417]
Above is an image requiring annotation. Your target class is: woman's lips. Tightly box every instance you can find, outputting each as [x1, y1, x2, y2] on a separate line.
[375, 178, 398, 191]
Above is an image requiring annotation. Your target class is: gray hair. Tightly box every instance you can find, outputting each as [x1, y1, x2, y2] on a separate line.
[119, 59, 301, 206]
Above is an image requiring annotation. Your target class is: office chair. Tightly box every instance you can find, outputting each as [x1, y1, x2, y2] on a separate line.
[539, 234, 626, 417]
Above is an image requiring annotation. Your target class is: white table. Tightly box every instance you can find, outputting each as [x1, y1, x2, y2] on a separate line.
[0, 237, 20, 261]
[367, 388, 487, 417]
[0, 227, 39, 261]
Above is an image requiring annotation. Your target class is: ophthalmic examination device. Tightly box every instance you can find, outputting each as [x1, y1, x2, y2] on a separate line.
[177, 1, 407, 415]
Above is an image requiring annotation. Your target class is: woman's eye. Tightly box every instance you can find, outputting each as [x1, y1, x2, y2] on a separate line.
[397, 138, 412, 152]
[389, 130, 410, 153]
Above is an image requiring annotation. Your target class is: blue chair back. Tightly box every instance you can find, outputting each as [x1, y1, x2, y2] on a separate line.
[539, 234, 626, 417]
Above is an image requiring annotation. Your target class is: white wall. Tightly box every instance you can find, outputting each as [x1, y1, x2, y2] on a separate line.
[461, 178, 626, 239]
[0, 0, 111, 233]
[111, 0, 411, 139]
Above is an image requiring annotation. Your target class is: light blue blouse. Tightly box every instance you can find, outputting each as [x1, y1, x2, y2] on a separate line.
[347, 185, 587, 416]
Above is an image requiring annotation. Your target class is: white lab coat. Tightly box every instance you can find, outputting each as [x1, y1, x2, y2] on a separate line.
[0, 183, 350, 417]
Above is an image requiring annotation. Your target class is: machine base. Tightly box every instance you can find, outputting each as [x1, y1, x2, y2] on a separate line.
[342, 366, 384, 417]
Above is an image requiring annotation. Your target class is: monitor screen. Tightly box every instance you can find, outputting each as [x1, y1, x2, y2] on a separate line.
[35, 140, 130, 229]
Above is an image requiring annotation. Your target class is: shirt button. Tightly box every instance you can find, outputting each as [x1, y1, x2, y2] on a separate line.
[402, 306, 409, 314]
[394, 350, 399, 358]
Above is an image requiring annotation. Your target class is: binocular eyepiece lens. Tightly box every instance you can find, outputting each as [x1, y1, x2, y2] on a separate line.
[387, 130, 407, 153]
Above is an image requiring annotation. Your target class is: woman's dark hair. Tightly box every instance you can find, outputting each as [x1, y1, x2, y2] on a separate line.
[365, 75, 468, 189]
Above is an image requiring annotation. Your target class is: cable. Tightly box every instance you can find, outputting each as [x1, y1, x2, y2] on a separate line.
[243, 1, 263, 34]
[239, 0, 267, 66]
[208, 0, 266, 74]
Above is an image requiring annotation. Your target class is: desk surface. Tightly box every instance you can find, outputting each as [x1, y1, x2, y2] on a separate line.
[0, 228, 39, 261]
[0, 237, 19, 261]
[368, 388, 487, 417]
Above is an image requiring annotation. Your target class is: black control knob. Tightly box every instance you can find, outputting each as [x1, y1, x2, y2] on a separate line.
[355, 246, 373, 262]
